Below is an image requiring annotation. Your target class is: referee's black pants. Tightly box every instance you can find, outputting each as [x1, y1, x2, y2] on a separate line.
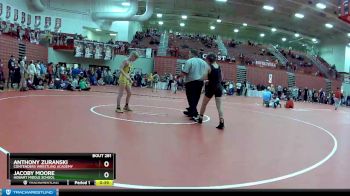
[185, 80, 204, 117]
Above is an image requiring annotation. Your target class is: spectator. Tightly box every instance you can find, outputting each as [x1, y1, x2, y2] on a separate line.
[262, 88, 272, 107]
[7, 55, 16, 89]
[19, 57, 27, 91]
[71, 77, 80, 91]
[96, 67, 102, 81]
[0, 59, 5, 91]
[303, 87, 308, 102]
[236, 81, 241, 95]
[28, 60, 37, 83]
[271, 94, 281, 108]
[285, 97, 294, 109]
[79, 77, 91, 91]
[47, 63, 54, 85]
[152, 72, 160, 92]
[71, 65, 81, 78]
[334, 88, 342, 110]
[167, 73, 174, 90]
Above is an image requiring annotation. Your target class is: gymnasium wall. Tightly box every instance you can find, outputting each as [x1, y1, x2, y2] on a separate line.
[154, 57, 178, 75]
[0, 34, 48, 76]
[220, 63, 236, 81]
[295, 73, 327, 90]
[247, 66, 288, 87]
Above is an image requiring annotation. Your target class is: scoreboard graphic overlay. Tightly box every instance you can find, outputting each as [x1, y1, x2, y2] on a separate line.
[7, 153, 116, 187]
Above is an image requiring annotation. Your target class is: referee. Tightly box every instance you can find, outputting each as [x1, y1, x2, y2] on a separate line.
[182, 49, 209, 118]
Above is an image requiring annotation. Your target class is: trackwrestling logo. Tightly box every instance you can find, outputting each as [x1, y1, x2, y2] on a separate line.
[1, 189, 57, 196]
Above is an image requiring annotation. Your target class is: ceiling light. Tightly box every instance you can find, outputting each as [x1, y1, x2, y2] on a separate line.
[282, 37, 287, 42]
[316, 3, 327, 9]
[95, 29, 102, 32]
[260, 33, 265, 37]
[210, 26, 216, 30]
[234, 29, 239, 33]
[347, 33, 350, 37]
[181, 15, 187, 19]
[121, 2, 130, 6]
[216, 0, 227, 2]
[271, 28, 277, 32]
[243, 23, 247, 26]
[110, 33, 117, 36]
[295, 13, 304, 19]
[294, 33, 300, 37]
[180, 22, 185, 27]
[156, 13, 163, 18]
[348, 43, 350, 46]
[263, 5, 274, 11]
[158, 21, 164, 25]
[217, 19, 222, 23]
[325, 23, 333, 28]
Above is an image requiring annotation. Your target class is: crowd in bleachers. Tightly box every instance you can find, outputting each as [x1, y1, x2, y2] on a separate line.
[168, 33, 218, 58]
[278, 48, 317, 74]
[225, 39, 278, 66]
[224, 39, 326, 76]
[316, 56, 339, 80]
[131, 28, 160, 48]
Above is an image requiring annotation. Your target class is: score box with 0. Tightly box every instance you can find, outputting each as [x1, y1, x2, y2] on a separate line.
[7, 153, 117, 185]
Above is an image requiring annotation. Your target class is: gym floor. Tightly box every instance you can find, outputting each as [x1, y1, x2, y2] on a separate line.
[0, 86, 349, 189]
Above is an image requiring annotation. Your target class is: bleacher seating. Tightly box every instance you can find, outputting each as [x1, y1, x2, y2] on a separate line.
[224, 40, 277, 64]
[168, 33, 219, 58]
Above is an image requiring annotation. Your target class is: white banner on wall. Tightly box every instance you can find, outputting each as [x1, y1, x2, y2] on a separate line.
[255, 61, 277, 68]
[21, 11, 25, 24]
[6, 5, 10, 20]
[13, 9, 18, 22]
[202, 54, 227, 61]
[27, 14, 31, 26]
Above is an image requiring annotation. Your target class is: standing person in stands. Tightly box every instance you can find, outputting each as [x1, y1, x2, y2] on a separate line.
[167, 73, 174, 90]
[12, 62, 21, 90]
[303, 87, 308, 102]
[116, 51, 139, 113]
[152, 72, 160, 92]
[194, 53, 225, 129]
[182, 49, 209, 118]
[277, 85, 283, 99]
[47, 63, 54, 85]
[7, 55, 16, 89]
[236, 81, 241, 96]
[334, 87, 342, 110]
[19, 57, 27, 91]
[0, 59, 5, 91]
[28, 60, 37, 84]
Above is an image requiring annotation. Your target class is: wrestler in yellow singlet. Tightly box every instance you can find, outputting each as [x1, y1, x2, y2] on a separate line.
[116, 51, 140, 113]
[118, 61, 133, 87]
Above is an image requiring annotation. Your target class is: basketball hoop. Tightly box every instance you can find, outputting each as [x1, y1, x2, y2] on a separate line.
[338, 0, 350, 24]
